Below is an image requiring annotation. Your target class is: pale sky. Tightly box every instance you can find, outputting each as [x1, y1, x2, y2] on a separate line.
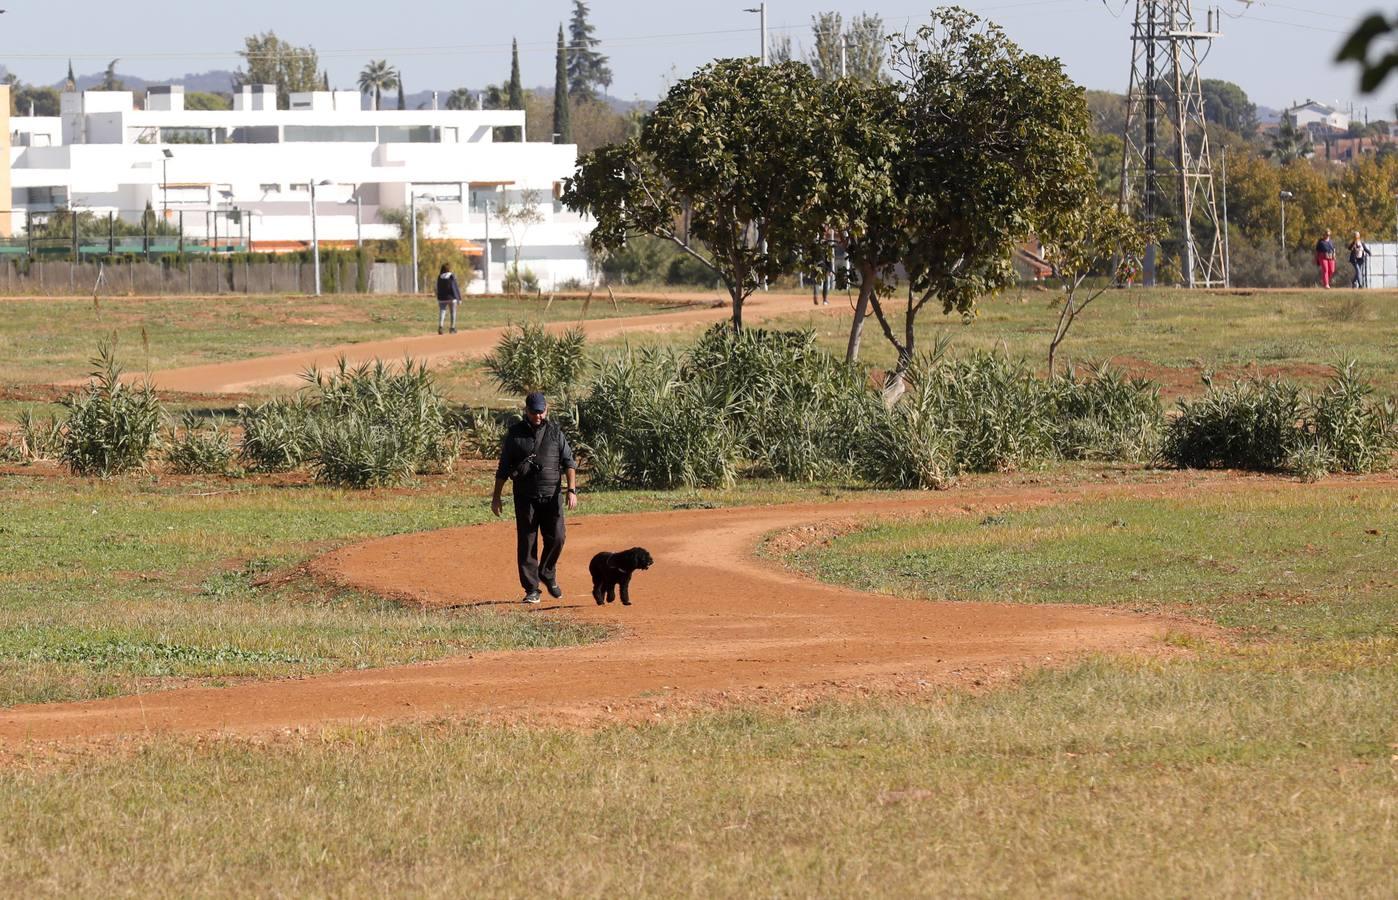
[3, 1, 1394, 115]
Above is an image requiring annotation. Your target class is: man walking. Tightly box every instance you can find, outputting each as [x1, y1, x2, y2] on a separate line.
[491, 391, 578, 604]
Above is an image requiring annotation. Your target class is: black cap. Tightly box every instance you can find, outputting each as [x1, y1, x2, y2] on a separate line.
[525, 391, 547, 412]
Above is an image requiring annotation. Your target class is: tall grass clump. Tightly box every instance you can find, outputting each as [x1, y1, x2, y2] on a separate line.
[1305, 361, 1397, 474]
[451, 406, 512, 459]
[1163, 375, 1307, 471]
[577, 348, 741, 489]
[239, 396, 313, 472]
[1163, 364, 1396, 477]
[0, 408, 65, 463]
[482, 323, 587, 397]
[165, 412, 235, 475]
[1049, 362, 1163, 462]
[300, 358, 458, 486]
[58, 343, 164, 476]
[685, 326, 879, 481]
[865, 349, 1057, 485]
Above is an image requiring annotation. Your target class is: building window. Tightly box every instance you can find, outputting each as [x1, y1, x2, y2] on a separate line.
[228, 126, 281, 144]
[161, 127, 213, 145]
[283, 125, 377, 143]
[379, 125, 440, 144]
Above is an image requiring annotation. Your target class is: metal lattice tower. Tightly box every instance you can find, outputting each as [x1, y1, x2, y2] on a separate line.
[1118, 1, 1227, 287]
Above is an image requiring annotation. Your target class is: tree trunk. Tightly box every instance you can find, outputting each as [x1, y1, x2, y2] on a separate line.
[845, 273, 875, 363]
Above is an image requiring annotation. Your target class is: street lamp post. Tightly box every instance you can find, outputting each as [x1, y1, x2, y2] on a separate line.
[1279, 190, 1294, 257]
[309, 178, 330, 296]
[744, 4, 768, 65]
[161, 149, 173, 218]
[410, 185, 420, 294]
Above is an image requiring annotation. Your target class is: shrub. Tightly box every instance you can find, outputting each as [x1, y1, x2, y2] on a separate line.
[1, 409, 65, 463]
[59, 343, 164, 476]
[305, 414, 419, 488]
[452, 406, 511, 459]
[1162, 375, 1307, 471]
[239, 396, 313, 472]
[483, 323, 588, 397]
[166, 412, 235, 475]
[1049, 362, 1163, 462]
[503, 265, 539, 295]
[577, 349, 741, 489]
[301, 357, 458, 483]
[1307, 361, 1397, 474]
[685, 326, 878, 481]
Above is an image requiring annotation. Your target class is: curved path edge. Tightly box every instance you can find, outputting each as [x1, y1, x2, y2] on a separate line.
[131, 292, 826, 395]
[3, 474, 1343, 747]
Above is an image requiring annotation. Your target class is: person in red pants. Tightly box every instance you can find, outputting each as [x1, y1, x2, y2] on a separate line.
[1314, 230, 1336, 288]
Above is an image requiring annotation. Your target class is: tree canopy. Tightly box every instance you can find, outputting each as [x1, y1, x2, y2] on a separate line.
[358, 60, 397, 111]
[235, 32, 319, 109]
[568, 1, 612, 100]
[564, 59, 834, 332]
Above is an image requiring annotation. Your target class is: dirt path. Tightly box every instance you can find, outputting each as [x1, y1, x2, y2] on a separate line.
[138, 292, 827, 394]
[0, 478, 1240, 746]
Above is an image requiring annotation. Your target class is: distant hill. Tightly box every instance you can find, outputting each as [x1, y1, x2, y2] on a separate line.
[64, 68, 239, 95]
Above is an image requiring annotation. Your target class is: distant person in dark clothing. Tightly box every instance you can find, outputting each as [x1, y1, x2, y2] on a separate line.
[1314, 230, 1336, 289]
[1348, 232, 1372, 289]
[491, 391, 578, 604]
[436, 262, 462, 334]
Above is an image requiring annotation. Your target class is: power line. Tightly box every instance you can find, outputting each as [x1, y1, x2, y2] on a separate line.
[2, 1, 1082, 64]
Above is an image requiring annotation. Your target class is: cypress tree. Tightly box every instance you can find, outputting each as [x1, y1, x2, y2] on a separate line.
[506, 38, 524, 142]
[396, 69, 406, 109]
[553, 26, 571, 144]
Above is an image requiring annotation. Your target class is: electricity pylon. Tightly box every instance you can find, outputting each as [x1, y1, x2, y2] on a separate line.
[1118, 1, 1228, 287]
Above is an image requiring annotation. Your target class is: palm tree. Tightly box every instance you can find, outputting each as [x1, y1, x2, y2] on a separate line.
[358, 60, 397, 111]
[445, 88, 475, 110]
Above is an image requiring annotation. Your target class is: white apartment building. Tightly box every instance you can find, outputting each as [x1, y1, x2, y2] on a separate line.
[1284, 100, 1352, 132]
[4, 84, 594, 292]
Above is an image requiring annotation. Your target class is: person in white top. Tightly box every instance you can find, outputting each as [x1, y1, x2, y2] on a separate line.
[1347, 232, 1372, 289]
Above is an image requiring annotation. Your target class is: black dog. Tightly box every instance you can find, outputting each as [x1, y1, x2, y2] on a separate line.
[589, 548, 654, 606]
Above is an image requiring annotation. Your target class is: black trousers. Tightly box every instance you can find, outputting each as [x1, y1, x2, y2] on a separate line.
[514, 492, 565, 592]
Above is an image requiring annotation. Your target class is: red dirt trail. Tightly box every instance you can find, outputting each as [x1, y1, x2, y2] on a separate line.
[139, 292, 827, 394]
[0, 478, 1246, 747]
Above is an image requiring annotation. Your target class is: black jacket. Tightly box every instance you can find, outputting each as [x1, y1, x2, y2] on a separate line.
[436, 272, 462, 303]
[495, 418, 576, 498]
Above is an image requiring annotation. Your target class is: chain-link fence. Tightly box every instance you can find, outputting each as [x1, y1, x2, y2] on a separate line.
[0, 258, 416, 297]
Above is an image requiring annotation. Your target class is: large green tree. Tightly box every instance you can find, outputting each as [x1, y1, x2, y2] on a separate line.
[13, 84, 60, 116]
[235, 32, 320, 109]
[564, 59, 834, 332]
[567, 0, 612, 100]
[1200, 79, 1257, 137]
[832, 9, 1097, 376]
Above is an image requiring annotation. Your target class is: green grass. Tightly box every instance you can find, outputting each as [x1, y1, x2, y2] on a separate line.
[1, 660, 1393, 896]
[779, 486, 1397, 640]
[0, 293, 678, 385]
[1, 475, 1395, 894]
[0, 468, 875, 706]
